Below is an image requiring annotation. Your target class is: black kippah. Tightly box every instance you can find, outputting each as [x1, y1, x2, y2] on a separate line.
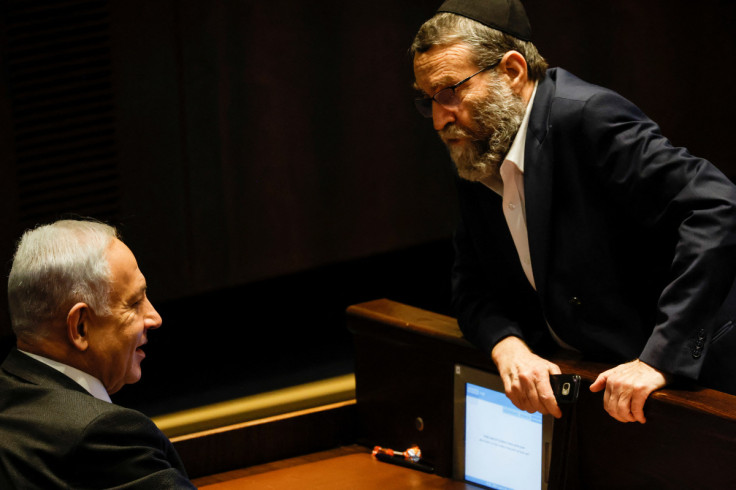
[436, 0, 532, 41]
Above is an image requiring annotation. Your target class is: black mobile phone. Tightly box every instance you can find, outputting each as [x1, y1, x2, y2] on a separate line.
[550, 374, 581, 404]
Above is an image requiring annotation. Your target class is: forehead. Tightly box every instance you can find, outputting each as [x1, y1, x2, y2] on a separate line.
[106, 239, 145, 297]
[413, 43, 478, 94]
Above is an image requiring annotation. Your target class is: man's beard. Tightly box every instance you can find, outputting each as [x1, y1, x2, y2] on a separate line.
[439, 77, 526, 182]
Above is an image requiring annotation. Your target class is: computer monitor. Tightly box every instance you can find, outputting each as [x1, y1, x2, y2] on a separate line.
[453, 364, 553, 490]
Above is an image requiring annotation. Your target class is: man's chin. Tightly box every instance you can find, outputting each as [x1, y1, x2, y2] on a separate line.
[446, 140, 490, 179]
[456, 165, 491, 182]
[451, 154, 498, 182]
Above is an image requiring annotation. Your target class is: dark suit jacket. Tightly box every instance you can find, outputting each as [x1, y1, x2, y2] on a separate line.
[0, 349, 196, 489]
[452, 68, 736, 394]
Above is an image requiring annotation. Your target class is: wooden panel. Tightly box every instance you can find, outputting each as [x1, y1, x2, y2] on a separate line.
[172, 401, 356, 479]
[573, 393, 736, 488]
[347, 300, 490, 478]
[2, 0, 121, 225]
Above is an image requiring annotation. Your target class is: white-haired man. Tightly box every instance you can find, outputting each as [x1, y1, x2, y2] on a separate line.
[0, 219, 195, 489]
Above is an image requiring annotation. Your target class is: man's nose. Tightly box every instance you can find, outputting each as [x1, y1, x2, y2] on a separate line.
[145, 301, 163, 330]
[432, 102, 456, 131]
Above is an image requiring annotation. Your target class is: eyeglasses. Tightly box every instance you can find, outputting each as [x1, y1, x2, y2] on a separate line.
[414, 60, 501, 118]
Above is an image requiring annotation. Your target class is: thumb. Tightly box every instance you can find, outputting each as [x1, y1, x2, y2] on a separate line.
[589, 374, 607, 392]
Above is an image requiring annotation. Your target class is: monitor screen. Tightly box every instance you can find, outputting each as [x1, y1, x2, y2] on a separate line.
[453, 364, 553, 490]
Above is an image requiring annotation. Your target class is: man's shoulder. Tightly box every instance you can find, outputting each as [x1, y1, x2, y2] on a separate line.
[0, 360, 186, 488]
[1, 369, 141, 426]
[532, 67, 642, 133]
[0, 350, 149, 430]
[543, 68, 615, 103]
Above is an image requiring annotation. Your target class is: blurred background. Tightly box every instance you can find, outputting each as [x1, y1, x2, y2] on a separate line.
[0, 0, 734, 416]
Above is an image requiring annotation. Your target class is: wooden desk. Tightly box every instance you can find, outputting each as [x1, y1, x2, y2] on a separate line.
[193, 446, 473, 489]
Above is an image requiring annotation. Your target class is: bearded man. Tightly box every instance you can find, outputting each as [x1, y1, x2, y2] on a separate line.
[411, 0, 736, 424]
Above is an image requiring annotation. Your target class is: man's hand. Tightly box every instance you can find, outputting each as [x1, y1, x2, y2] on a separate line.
[491, 336, 562, 418]
[589, 359, 670, 423]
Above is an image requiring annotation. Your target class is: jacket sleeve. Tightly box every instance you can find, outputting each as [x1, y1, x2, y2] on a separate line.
[578, 89, 736, 379]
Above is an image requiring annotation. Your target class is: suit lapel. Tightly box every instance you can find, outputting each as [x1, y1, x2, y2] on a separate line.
[524, 71, 556, 298]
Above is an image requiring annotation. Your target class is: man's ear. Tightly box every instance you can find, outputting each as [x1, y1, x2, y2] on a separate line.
[499, 50, 529, 95]
[67, 303, 90, 351]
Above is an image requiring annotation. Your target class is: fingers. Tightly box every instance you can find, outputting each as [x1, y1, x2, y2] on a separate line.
[629, 390, 649, 424]
[602, 381, 638, 423]
[592, 360, 669, 424]
[533, 367, 562, 418]
[492, 337, 563, 418]
[589, 373, 607, 392]
[505, 375, 532, 412]
[537, 380, 563, 418]
[591, 369, 635, 421]
[504, 366, 562, 418]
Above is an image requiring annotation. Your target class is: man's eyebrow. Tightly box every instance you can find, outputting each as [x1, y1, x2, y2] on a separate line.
[413, 76, 456, 97]
[129, 284, 147, 301]
[432, 74, 458, 90]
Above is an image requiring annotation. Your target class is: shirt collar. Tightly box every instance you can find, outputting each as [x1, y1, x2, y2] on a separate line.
[504, 81, 538, 173]
[19, 349, 112, 403]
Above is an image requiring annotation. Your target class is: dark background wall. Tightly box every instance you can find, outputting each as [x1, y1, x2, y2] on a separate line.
[0, 0, 734, 415]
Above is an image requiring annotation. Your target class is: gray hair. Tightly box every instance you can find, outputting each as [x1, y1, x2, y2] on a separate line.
[411, 13, 548, 82]
[8, 219, 119, 340]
